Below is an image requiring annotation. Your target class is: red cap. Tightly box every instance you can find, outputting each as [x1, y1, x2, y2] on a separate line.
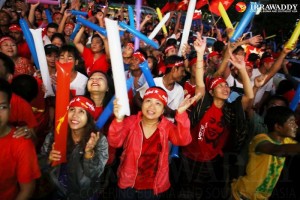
[143, 87, 168, 106]
[208, 77, 227, 91]
[68, 96, 96, 119]
[208, 51, 220, 59]
[132, 52, 146, 63]
[9, 24, 22, 32]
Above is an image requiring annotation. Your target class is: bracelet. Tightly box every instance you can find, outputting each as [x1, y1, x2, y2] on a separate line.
[84, 150, 95, 159]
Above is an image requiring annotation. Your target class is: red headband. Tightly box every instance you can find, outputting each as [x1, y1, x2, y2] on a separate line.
[143, 87, 168, 106]
[9, 25, 22, 32]
[166, 60, 184, 68]
[164, 45, 176, 54]
[65, 23, 75, 30]
[133, 52, 146, 63]
[127, 43, 134, 50]
[68, 96, 96, 118]
[261, 56, 274, 63]
[0, 37, 14, 46]
[209, 77, 227, 91]
[245, 61, 254, 68]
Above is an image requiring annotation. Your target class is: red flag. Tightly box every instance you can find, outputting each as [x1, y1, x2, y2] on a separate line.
[161, 2, 178, 14]
[196, 0, 208, 9]
[209, 0, 234, 16]
[52, 61, 73, 166]
[177, 0, 189, 11]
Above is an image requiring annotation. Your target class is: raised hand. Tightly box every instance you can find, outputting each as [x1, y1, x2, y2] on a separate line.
[113, 98, 124, 122]
[248, 35, 263, 47]
[177, 93, 201, 114]
[254, 74, 267, 89]
[85, 132, 100, 153]
[228, 50, 246, 70]
[193, 32, 206, 54]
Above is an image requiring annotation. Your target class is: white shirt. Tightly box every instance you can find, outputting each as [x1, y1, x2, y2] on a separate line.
[70, 72, 88, 96]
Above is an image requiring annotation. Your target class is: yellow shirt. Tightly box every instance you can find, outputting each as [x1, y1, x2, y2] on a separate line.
[231, 133, 297, 200]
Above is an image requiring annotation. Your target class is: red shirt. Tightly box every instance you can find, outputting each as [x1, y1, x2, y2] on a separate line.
[0, 128, 41, 199]
[134, 127, 161, 190]
[9, 93, 38, 128]
[184, 80, 196, 97]
[82, 47, 109, 75]
[182, 103, 228, 162]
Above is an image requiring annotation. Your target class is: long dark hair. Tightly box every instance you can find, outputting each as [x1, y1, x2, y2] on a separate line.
[85, 71, 115, 108]
[67, 110, 98, 153]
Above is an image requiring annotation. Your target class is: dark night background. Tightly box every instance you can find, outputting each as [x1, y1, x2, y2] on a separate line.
[111, 0, 300, 44]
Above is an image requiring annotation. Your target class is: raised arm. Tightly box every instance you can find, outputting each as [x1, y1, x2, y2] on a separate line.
[263, 47, 294, 85]
[193, 32, 207, 102]
[73, 26, 85, 54]
[28, 2, 40, 26]
[58, 10, 72, 33]
[228, 53, 254, 110]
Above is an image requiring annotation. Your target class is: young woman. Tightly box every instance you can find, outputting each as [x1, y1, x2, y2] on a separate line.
[179, 32, 254, 200]
[0, 36, 35, 76]
[41, 96, 108, 199]
[108, 86, 198, 199]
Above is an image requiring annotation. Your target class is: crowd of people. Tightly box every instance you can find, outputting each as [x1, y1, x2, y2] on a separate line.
[1, 0, 300, 200]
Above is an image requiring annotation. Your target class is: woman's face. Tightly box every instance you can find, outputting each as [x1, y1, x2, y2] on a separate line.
[87, 72, 108, 94]
[0, 40, 17, 57]
[211, 82, 230, 100]
[68, 106, 88, 131]
[141, 98, 164, 120]
[91, 37, 104, 53]
[147, 57, 153, 71]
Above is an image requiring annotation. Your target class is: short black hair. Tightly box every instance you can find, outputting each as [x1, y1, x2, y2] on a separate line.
[0, 52, 15, 76]
[264, 106, 294, 132]
[11, 74, 38, 103]
[47, 22, 59, 29]
[0, 78, 12, 102]
[266, 95, 289, 108]
[50, 32, 66, 44]
[164, 55, 184, 74]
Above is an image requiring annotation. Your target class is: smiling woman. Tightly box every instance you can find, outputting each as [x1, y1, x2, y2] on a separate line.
[108, 86, 197, 200]
[40, 96, 108, 199]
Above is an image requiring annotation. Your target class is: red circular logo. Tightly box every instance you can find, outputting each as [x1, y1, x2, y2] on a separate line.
[235, 2, 247, 13]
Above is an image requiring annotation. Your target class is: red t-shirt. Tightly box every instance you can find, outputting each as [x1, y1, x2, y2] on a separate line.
[184, 80, 196, 97]
[9, 93, 38, 128]
[134, 127, 161, 190]
[82, 47, 110, 75]
[0, 127, 41, 199]
[182, 103, 229, 162]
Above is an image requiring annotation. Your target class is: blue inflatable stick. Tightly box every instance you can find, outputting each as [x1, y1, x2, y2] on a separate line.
[19, 18, 39, 69]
